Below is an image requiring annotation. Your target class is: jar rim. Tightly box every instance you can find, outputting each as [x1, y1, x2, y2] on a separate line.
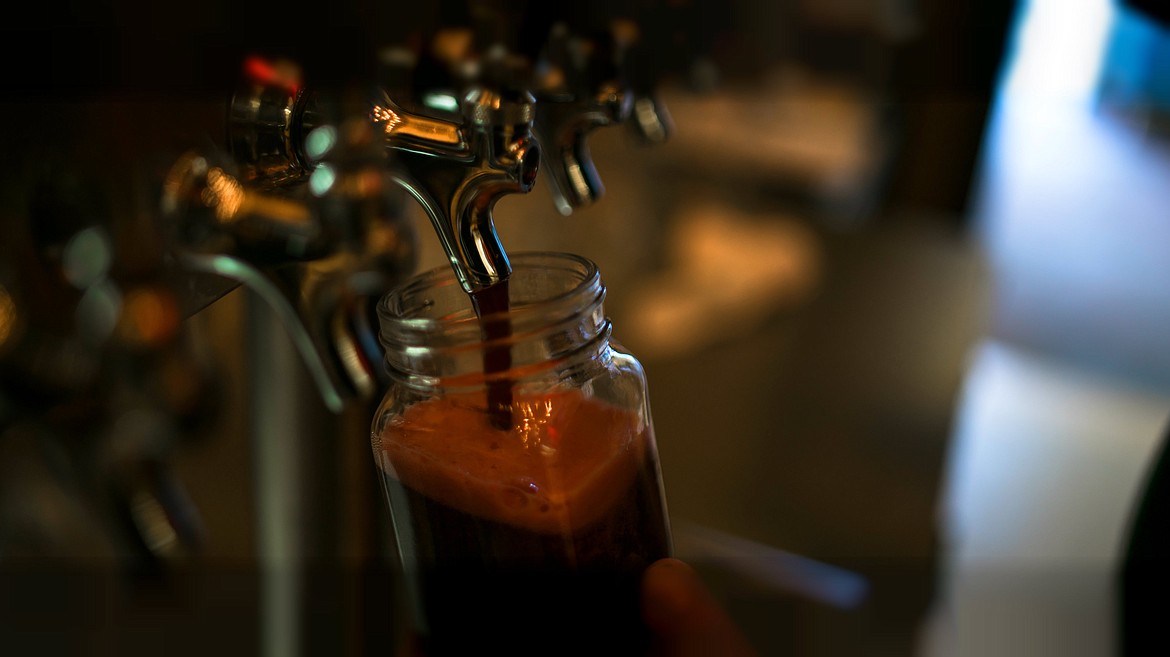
[377, 251, 604, 350]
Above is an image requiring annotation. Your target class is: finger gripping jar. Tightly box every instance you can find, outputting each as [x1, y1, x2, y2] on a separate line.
[372, 252, 672, 655]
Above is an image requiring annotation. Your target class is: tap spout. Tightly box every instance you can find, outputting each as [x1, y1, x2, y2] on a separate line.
[536, 82, 626, 216]
[372, 87, 539, 293]
[532, 23, 631, 216]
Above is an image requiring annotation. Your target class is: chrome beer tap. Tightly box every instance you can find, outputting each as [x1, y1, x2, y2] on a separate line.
[208, 49, 535, 320]
[164, 62, 418, 407]
[0, 5, 704, 655]
[369, 81, 540, 292]
[177, 56, 540, 657]
[532, 22, 631, 216]
[406, 2, 632, 219]
[613, 18, 675, 147]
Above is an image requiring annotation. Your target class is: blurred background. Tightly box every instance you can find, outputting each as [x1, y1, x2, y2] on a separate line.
[3, 1, 1170, 655]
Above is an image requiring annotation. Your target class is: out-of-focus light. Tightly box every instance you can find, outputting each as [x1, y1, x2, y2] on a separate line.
[634, 97, 668, 143]
[131, 490, 179, 554]
[422, 92, 460, 114]
[371, 105, 403, 134]
[1004, 0, 1114, 101]
[243, 55, 300, 95]
[332, 311, 375, 399]
[76, 280, 122, 344]
[118, 287, 181, 347]
[309, 163, 337, 197]
[356, 169, 383, 197]
[305, 125, 337, 162]
[63, 227, 112, 289]
[204, 167, 244, 221]
[161, 153, 208, 215]
[622, 204, 821, 360]
[0, 284, 17, 347]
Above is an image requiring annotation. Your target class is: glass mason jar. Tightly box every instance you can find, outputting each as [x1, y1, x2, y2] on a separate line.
[371, 252, 672, 655]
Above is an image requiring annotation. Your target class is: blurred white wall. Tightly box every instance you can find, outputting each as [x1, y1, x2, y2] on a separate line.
[923, 1, 1170, 655]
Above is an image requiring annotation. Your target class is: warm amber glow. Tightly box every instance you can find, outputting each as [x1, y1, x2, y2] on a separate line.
[379, 389, 647, 534]
[161, 153, 208, 216]
[431, 28, 473, 66]
[204, 167, 245, 221]
[371, 105, 403, 135]
[119, 287, 181, 347]
[356, 169, 382, 196]
[365, 222, 403, 255]
[610, 18, 640, 46]
[0, 285, 16, 347]
[371, 104, 462, 145]
[515, 396, 558, 453]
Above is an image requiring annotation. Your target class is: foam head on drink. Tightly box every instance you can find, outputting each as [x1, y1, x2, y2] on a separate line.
[375, 387, 671, 653]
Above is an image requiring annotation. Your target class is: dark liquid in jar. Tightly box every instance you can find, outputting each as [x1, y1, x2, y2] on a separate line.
[376, 389, 672, 655]
[469, 281, 513, 430]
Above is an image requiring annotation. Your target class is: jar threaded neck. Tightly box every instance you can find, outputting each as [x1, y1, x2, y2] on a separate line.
[377, 252, 608, 389]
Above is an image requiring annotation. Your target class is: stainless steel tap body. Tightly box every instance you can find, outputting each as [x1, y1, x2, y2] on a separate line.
[370, 88, 539, 293]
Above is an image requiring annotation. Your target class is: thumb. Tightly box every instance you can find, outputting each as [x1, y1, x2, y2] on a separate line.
[641, 558, 758, 657]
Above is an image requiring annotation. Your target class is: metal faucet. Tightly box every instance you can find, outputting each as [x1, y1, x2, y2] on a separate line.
[369, 85, 540, 292]
[220, 52, 540, 298]
[613, 18, 675, 146]
[1, 6, 689, 655]
[532, 22, 631, 216]
[403, 11, 653, 219]
[183, 61, 540, 657]
[164, 64, 418, 409]
[164, 158, 414, 408]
